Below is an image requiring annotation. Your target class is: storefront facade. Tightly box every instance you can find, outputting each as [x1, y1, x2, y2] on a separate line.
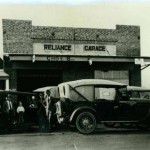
[2, 19, 144, 92]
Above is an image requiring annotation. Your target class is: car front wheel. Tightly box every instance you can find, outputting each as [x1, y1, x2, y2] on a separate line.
[76, 112, 96, 134]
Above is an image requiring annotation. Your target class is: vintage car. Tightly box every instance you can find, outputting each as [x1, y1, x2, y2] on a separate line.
[55, 79, 150, 134]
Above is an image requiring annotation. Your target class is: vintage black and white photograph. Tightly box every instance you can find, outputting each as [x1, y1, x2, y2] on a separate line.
[0, 0, 150, 149]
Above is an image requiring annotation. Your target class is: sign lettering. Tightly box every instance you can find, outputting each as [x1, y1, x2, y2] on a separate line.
[44, 44, 72, 51]
[84, 45, 106, 51]
[47, 56, 70, 61]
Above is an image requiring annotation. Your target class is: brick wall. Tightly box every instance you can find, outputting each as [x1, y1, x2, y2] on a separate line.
[74, 28, 117, 42]
[32, 26, 74, 40]
[3, 19, 33, 53]
[116, 25, 140, 56]
[3, 19, 140, 57]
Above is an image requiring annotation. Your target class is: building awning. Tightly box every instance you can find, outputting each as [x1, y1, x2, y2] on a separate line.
[0, 69, 9, 80]
[5, 54, 150, 64]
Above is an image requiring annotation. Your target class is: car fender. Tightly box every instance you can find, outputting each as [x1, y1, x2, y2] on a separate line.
[69, 107, 97, 123]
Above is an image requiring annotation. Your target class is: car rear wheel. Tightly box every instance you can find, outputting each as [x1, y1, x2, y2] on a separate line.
[76, 112, 96, 134]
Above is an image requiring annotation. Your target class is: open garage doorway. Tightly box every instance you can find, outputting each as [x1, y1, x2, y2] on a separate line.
[17, 69, 62, 92]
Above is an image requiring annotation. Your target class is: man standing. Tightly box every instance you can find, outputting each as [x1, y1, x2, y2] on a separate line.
[3, 94, 14, 133]
[45, 89, 54, 132]
[37, 93, 47, 132]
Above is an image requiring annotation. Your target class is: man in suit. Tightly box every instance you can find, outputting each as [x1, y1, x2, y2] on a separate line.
[3, 94, 14, 132]
[37, 93, 47, 132]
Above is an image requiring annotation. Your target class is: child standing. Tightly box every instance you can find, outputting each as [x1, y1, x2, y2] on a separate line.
[17, 101, 25, 124]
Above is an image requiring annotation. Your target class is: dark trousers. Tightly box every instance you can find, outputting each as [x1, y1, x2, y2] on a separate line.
[3, 111, 14, 132]
[37, 112, 47, 132]
[45, 111, 52, 132]
[18, 112, 24, 124]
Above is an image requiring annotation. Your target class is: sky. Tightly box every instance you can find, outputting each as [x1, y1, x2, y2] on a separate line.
[0, 0, 150, 87]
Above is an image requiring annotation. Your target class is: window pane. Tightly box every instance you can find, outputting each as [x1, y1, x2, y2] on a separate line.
[104, 71, 113, 79]
[130, 91, 140, 98]
[113, 71, 120, 79]
[95, 70, 104, 79]
[76, 86, 94, 101]
[95, 88, 116, 101]
[70, 88, 85, 102]
[94, 70, 129, 85]
[140, 92, 150, 100]
[120, 71, 128, 79]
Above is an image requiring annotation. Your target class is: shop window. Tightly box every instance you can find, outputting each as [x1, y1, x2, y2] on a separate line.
[95, 70, 129, 85]
[120, 71, 128, 79]
[104, 71, 113, 79]
[113, 71, 120, 79]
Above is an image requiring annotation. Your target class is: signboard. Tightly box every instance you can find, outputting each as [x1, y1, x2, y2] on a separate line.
[33, 43, 116, 56]
[135, 58, 144, 65]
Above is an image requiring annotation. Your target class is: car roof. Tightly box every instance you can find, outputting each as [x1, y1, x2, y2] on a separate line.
[127, 86, 150, 92]
[0, 90, 37, 95]
[33, 86, 57, 92]
[59, 79, 127, 88]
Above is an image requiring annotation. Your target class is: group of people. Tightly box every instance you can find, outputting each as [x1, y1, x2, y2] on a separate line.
[1, 89, 57, 133]
[2, 94, 25, 132]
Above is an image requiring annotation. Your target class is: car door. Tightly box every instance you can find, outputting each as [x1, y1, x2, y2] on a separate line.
[128, 91, 150, 120]
[117, 91, 150, 121]
[94, 87, 119, 121]
[118, 99, 137, 121]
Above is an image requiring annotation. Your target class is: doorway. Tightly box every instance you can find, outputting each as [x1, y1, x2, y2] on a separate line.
[17, 69, 62, 92]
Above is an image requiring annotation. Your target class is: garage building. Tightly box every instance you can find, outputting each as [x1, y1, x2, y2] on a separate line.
[2, 19, 148, 92]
